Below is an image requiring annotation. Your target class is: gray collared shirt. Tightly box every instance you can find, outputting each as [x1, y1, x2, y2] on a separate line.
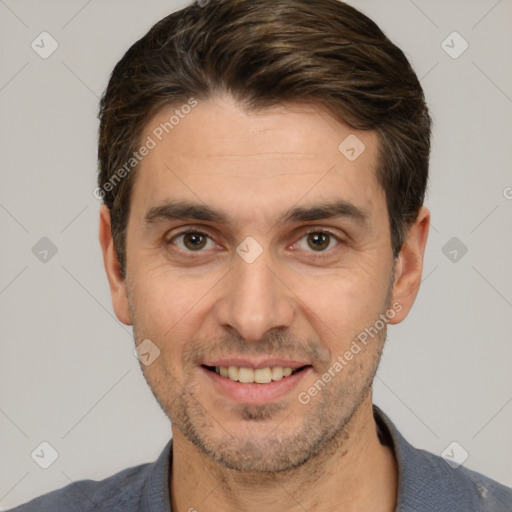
[8, 406, 512, 511]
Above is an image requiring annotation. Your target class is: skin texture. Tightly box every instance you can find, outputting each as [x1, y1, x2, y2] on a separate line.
[99, 94, 430, 512]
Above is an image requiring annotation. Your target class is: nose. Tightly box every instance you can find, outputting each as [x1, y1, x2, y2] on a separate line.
[214, 249, 295, 343]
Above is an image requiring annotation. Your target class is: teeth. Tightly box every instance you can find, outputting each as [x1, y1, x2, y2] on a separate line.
[271, 367, 283, 380]
[254, 367, 272, 383]
[228, 366, 239, 381]
[238, 367, 254, 383]
[216, 365, 298, 383]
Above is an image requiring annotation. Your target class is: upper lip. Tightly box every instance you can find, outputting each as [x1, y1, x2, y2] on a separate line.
[201, 358, 311, 370]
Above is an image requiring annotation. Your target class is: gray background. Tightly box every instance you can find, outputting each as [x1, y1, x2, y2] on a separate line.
[1, 0, 511, 507]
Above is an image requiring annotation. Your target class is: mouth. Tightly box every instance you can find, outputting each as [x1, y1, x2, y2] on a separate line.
[199, 362, 313, 405]
[201, 364, 311, 384]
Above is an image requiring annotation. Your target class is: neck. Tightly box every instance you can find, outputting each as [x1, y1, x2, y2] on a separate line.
[170, 395, 397, 512]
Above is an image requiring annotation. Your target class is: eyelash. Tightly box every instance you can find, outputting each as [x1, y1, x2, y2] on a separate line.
[167, 227, 343, 258]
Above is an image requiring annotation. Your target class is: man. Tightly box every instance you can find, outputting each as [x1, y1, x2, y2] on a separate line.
[10, 0, 511, 510]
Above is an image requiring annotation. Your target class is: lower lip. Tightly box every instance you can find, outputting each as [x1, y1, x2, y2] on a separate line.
[200, 366, 312, 405]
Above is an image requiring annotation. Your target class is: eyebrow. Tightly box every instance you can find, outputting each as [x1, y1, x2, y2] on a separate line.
[143, 199, 368, 229]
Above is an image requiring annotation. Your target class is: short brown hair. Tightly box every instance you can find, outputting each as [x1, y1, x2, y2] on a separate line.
[98, 0, 431, 277]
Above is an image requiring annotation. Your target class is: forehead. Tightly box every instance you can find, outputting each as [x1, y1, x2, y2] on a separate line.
[130, 94, 384, 226]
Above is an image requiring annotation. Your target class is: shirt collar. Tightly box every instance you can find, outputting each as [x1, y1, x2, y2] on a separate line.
[373, 404, 479, 511]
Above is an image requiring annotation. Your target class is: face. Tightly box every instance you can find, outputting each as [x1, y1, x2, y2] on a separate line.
[103, 94, 420, 473]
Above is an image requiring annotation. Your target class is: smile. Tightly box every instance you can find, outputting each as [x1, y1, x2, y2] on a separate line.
[200, 363, 313, 405]
[202, 365, 308, 383]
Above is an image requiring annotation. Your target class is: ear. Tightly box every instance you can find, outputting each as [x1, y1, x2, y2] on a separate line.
[98, 205, 132, 325]
[388, 206, 430, 324]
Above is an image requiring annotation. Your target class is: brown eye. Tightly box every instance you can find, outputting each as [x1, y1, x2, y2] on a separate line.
[307, 232, 331, 251]
[183, 233, 207, 250]
[296, 231, 339, 253]
[171, 231, 214, 252]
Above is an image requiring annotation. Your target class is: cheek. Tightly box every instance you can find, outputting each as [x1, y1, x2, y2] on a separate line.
[130, 275, 200, 390]
[293, 265, 390, 329]
[130, 268, 218, 350]
[288, 274, 391, 374]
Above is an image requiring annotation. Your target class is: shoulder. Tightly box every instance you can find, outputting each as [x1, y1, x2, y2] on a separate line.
[7, 441, 172, 512]
[7, 463, 150, 512]
[374, 406, 512, 512]
[412, 445, 512, 512]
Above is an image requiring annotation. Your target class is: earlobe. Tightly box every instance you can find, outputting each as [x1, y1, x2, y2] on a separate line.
[98, 205, 132, 326]
[388, 206, 430, 324]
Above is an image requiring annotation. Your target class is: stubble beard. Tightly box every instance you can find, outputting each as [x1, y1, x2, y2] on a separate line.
[129, 272, 394, 474]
